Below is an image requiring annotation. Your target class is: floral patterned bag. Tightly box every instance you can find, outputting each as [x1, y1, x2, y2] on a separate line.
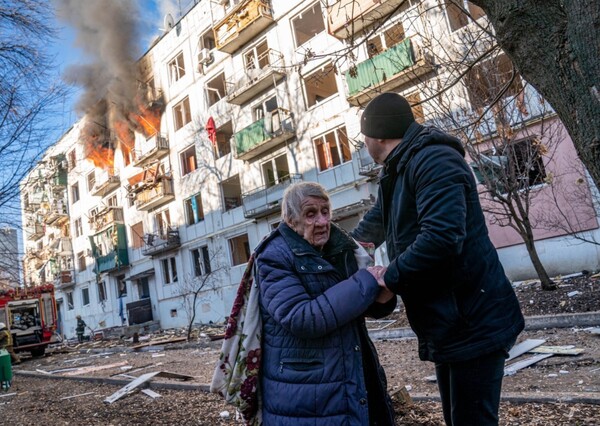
[210, 253, 262, 425]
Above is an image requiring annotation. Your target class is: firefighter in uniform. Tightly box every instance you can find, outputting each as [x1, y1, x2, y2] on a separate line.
[0, 322, 20, 364]
[75, 315, 86, 343]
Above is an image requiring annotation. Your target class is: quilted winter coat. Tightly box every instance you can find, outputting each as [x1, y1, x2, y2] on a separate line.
[353, 122, 524, 364]
[255, 223, 396, 425]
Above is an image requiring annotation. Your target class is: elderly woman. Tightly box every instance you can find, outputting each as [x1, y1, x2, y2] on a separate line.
[254, 182, 396, 425]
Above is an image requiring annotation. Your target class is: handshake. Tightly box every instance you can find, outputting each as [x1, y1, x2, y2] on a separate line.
[366, 265, 395, 303]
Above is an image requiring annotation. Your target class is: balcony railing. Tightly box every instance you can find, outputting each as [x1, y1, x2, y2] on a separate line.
[142, 228, 181, 257]
[134, 178, 175, 211]
[214, 0, 274, 54]
[43, 202, 69, 226]
[328, 0, 407, 40]
[345, 38, 434, 106]
[91, 174, 121, 197]
[241, 174, 302, 219]
[90, 223, 129, 274]
[226, 49, 285, 105]
[234, 108, 295, 161]
[90, 206, 124, 233]
[133, 134, 169, 168]
[356, 145, 382, 177]
[27, 222, 44, 241]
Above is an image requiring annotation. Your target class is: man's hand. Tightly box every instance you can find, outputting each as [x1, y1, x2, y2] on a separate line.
[375, 287, 396, 304]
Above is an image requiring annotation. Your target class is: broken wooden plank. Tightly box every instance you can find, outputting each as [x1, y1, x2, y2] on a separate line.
[62, 361, 128, 376]
[529, 345, 584, 356]
[504, 353, 554, 376]
[155, 371, 194, 381]
[506, 339, 546, 361]
[104, 372, 161, 404]
[131, 336, 187, 350]
[60, 392, 96, 400]
[0, 392, 17, 398]
[141, 388, 161, 399]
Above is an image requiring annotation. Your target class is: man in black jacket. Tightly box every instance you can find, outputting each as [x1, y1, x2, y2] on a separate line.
[352, 92, 524, 426]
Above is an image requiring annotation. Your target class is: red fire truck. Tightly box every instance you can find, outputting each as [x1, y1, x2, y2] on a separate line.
[0, 284, 57, 356]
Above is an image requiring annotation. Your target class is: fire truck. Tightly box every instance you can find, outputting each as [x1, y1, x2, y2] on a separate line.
[0, 284, 57, 356]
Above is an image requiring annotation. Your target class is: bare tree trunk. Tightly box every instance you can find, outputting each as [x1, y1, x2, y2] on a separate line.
[187, 291, 199, 341]
[522, 237, 557, 291]
[471, 0, 600, 189]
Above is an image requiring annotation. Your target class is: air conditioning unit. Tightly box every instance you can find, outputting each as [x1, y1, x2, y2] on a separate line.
[198, 48, 214, 66]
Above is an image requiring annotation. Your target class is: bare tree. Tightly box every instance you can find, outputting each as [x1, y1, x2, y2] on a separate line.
[175, 246, 228, 341]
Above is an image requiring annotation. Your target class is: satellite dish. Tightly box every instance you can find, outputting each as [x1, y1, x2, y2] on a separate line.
[164, 14, 175, 31]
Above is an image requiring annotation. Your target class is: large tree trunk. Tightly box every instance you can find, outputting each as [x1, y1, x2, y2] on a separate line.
[471, 0, 600, 188]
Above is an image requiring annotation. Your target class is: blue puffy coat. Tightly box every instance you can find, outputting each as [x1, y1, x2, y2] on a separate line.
[353, 122, 524, 363]
[255, 223, 396, 425]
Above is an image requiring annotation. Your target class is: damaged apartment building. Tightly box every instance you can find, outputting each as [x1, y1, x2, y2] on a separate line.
[20, 0, 600, 338]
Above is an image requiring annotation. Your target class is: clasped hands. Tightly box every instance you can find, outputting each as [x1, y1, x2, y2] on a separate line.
[367, 265, 395, 303]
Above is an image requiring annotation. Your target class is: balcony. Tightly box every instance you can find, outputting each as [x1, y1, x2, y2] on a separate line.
[345, 38, 435, 106]
[54, 269, 75, 290]
[226, 49, 285, 105]
[51, 168, 68, 189]
[214, 0, 274, 54]
[242, 174, 302, 219]
[328, 0, 407, 40]
[142, 228, 181, 257]
[234, 108, 295, 161]
[356, 145, 382, 177]
[133, 177, 175, 211]
[90, 206, 124, 233]
[91, 174, 121, 197]
[27, 222, 44, 241]
[90, 223, 129, 274]
[133, 134, 169, 168]
[44, 202, 69, 226]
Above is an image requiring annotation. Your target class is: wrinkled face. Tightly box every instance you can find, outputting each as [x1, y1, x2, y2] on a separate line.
[292, 196, 331, 250]
[364, 135, 386, 164]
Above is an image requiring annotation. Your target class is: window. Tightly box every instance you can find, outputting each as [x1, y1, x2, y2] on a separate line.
[292, 2, 325, 46]
[206, 73, 226, 107]
[81, 287, 90, 306]
[154, 209, 171, 238]
[314, 126, 352, 171]
[97, 280, 107, 303]
[185, 193, 205, 225]
[106, 194, 118, 207]
[180, 145, 197, 176]
[130, 222, 144, 249]
[464, 54, 523, 111]
[168, 52, 186, 83]
[405, 92, 425, 123]
[244, 40, 270, 72]
[191, 246, 211, 277]
[87, 171, 96, 192]
[161, 257, 178, 284]
[66, 291, 74, 310]
[138, 277, 150, 299]
[252, 96, 278, 121]
[367, 21, 405, 57]
[262, 154, 290, 187]
[446, 1, 486, 32]
[473, 138, 547, 194]
[221, 175, 242, 211]
[215, 121, 232, 158]
[68, 150, 77, 170]
[73, 218, 83, 238]
[71, 182, 80, 204]
[77, 251, 86, 272]
[229, 234, 250, 266]
[303, 64, 337, 108]
[173, 96, 192, 130]
[117, 275, 127, 298]
[200, 30, 216, 50]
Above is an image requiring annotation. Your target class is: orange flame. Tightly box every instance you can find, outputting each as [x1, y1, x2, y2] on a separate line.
[133, 102, 162, 137]
[114, 120, 135, 160]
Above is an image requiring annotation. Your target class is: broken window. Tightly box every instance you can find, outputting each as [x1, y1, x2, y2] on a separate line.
[168, 52, 186, 84]
[154, 209, 171, 238]
[66, 291, 74, 310]
[215, 121, 232, 158]
[261, 154, 290, 187]
[200, 29, 216, 50]
[173, 96, 192, 131]
[191, 245, 211, 277]
[221, 174, 242, 211]
[117, 275, 127, 297]
[292, 2, 325, 46]
[229, 234, 250, 266]
[405, 92, 425, 123]
[180, 145, 197, 176]
[206, 73, 226, 107]
[71, 182, 80, 204]
[314, 126, 352, 172]
[77, 251, 86, 272]
[97, 280, 107, 303]
[161, 256, 178, 284]
[446, 0, 486, 32]
[244, 39, 270, 71]
[73, 217, 83, 238]
[303, 63, 338, 108]
[366, 21, 405, 57]
[81, 287, 90, 306]
[87, 171, 95, 192]
[184, 193, 205, 225]
[130, 221, 144, 249]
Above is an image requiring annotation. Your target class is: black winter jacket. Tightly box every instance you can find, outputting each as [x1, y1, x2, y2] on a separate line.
[353, 122, 524, 363]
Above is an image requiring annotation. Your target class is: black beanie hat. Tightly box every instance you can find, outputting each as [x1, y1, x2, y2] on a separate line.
[360, 92, 415, 139]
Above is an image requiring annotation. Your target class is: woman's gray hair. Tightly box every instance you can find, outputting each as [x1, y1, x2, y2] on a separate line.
[281, 182, 330, 224]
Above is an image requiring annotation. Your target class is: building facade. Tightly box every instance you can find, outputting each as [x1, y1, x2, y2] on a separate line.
[20, 0, 600, 337]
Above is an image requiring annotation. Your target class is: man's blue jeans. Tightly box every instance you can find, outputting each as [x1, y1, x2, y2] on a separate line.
[435, 349, 507, 426]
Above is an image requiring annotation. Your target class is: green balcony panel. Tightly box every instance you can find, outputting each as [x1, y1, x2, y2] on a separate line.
[235, 118, 269, 156]
[53, 169, 68, 186]
[345, 38, 414, 96]
[89, 223, 129, 274]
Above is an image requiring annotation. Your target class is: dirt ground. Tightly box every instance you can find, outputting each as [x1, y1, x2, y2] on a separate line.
[2, 272, 600, 425]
